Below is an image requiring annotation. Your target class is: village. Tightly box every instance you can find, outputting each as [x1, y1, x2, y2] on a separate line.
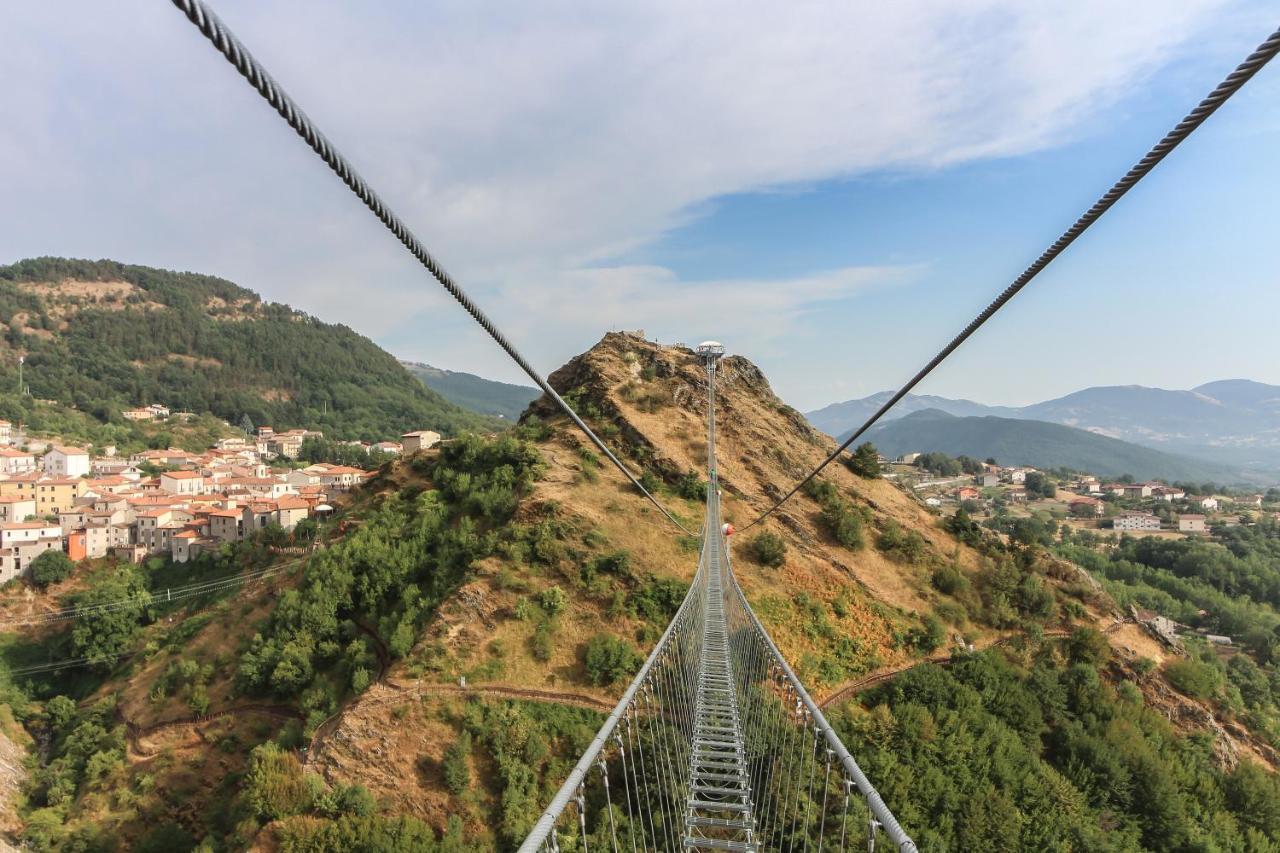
[0, 407, 442, 583]
[886, 449, 1278, 538]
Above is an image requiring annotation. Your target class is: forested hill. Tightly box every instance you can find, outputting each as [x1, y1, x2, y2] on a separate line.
[400, 360, 540, 420]
[0, 258, 499, 440]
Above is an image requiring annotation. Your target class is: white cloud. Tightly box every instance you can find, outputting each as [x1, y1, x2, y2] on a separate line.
[0, 0, 1253, 398]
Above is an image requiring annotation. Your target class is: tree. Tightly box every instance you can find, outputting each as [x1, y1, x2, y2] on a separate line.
[747, 532, 787, 568]
[69, 566, 152, 668]
[29, 549, 74, 587]
[847, 443, 881, 479]
[239, 413, 255, 434]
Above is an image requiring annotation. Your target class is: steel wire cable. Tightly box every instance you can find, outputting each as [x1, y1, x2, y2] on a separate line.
[743, 25, 1280, 532]
[168, 0, 692, 536]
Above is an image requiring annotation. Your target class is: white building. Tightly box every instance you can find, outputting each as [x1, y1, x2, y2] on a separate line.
[401, 430, 441, 453]
[41, 446, 90, 478]
[0, 447, 36, 475]
[0, 521, 64, 582]
[1179, 514, 1207, 534]
[159, 470, 206, 495]
[1114, 512, 1162, 532]
[0, 495, 37, 524]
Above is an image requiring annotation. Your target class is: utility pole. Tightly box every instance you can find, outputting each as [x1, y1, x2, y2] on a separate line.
[17, 355, 23, 395]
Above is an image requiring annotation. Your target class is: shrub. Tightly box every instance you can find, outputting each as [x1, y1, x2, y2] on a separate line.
[442, 731, 472, 795]
[931, 565, 966, 596]
[747, 532, 787, 568]
[876, 522, 928, 564]
[676, 470, 707, 502]
[822, 502, 865, 550]
[1066, 627, 1111, 666]
[531, 621, 553, 662]
[30, 550, 74, 587]
[538, 586, 567, 616]
[909, 614, 947, 653]
[583, 634, 641, 686]
[1166, 659, 1222, 700]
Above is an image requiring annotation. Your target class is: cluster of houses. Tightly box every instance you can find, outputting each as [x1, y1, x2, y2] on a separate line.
[918, 455, 1269, 537]
[0, 420, 444, 584]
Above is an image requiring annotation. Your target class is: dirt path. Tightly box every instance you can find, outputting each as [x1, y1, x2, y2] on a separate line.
[387, 679, 614, 712]
[814, 625, 1117, 709]
[122, 703, 302, 761]
[305, 679, 614, 764]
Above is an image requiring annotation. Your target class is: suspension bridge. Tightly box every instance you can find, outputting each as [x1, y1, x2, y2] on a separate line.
[151, 3, 1280, 849]
[519, 345, 915, 851]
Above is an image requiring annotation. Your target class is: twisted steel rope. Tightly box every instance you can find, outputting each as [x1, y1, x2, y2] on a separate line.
[744, 25, 1280, 531]
[168, 0, 693, 535]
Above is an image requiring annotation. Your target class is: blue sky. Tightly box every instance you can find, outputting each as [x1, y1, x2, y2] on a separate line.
[1, 2, 1276, 411]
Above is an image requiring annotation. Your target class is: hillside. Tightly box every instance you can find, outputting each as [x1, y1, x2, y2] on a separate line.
[808, 380, 1280, 473]
[0, 258, 500, 441]
[4, 333, 1280, 851]
[863, 408, 1252, 482]
[400, 360, 540, 420]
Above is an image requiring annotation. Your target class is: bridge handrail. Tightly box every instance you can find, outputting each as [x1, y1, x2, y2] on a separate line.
[724, 546, 919, 852]
[517, 528, 707, 852]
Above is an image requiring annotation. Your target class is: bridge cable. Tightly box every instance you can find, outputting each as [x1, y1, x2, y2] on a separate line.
[167, 0, 694, 536]
[743, 25, 1280, 532]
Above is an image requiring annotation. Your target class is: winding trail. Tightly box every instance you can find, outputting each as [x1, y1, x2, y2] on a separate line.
[816, 625, 1127, 709]
[122, 703, 302, 761]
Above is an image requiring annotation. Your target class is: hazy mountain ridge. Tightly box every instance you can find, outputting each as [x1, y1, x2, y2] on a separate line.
[809, 379, 1280, 473]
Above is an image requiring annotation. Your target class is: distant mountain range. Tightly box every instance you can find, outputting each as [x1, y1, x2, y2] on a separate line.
[400, 361, 540, 420]
[807, 380, 1280, 479]
[865, 410, 1253, 484]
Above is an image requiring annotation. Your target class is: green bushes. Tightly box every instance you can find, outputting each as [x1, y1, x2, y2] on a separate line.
[237, 434, 544, 713]
[804, 479, 866, 550]
[583, 634, 642, 686]
[537, 586, 567, 616]
[907, 614, 946, 653]
[29, 550, 74, 587]
[244, 742, 311, 821]
[69, 565, 153, 668]
[875, 521, 928, 564]
[275, 814, 451, 853]
[629, 576, 687, 624]
[27, 697, 124, 811]
[676, 470, 707, 502]
[746, 532, 787, 568]
[1165, 659, 1223, 700]
[931, 565, 965, 596]
[835, 648, 1280, 851]
[530, 621, 554, 662]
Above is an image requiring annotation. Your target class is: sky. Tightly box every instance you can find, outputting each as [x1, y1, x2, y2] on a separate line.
[1, 2, 1277, 412]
